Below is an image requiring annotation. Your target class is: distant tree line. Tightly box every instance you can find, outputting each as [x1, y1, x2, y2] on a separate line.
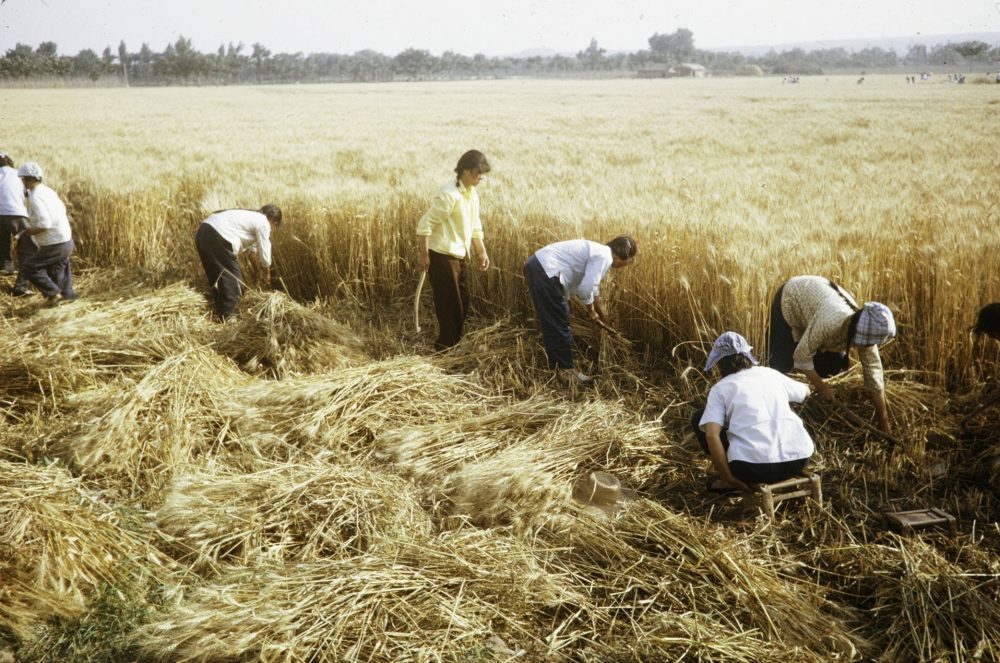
[1, 29, 998, 84]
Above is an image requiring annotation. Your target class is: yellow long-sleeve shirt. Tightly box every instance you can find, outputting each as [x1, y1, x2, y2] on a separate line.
[415, 180, 483, 259]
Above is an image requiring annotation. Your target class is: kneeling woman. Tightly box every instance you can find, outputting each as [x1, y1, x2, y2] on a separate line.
[696, 332, 814, 493]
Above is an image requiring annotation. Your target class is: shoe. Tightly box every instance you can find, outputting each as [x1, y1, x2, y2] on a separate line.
[557, 367, 593, 384]
[0, 263, 15, 276]
[45, 294, 64, 308]
[10, 288, 30, 298]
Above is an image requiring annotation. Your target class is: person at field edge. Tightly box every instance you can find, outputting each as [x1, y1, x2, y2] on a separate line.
[0, 152, 28, 277]
[195, 204, 282, 320]
[972, 303, 1000, 341]
[695, 332, 814, 493]
[523, 235, 637, 384]
[766, 274, 896, 435]
[16, 162, 76, 306]
[415, 150, 491, 350]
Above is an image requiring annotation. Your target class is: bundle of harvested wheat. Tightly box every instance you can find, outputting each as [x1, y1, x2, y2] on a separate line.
[809, 536, 1000, 662]
[0, 282, 215, 406]
[221, 355, 494, 462]
[541, 499, 864, 661]
[212, 291, 367, 379]
[442, 399, 665, 532]
[27, 347, 247, 505]
[154, 458, 431, 572]
[135, 530, 580, 662]
[0, 459, 161, 640]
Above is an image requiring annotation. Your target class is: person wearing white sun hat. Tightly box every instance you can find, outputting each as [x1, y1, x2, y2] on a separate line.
[694, 332, 815, 494]
[16, 162, 76, 306]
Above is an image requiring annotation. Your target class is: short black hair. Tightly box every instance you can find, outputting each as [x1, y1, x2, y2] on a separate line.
[974, 303, 1000, 335]
[607, 235, 637, 261]
[717, 353, 754, 377]
[260, 204, 282, 225]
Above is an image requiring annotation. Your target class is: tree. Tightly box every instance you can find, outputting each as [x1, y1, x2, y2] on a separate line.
[251, 42, 271, 82]
[953, 40, 990, 61]
[576, 38, 606, 69]
[392, 48, 433, 80]
[72, 49, 104, 80]
[648, 29, 695, 62]
[118, 40, 129, 86]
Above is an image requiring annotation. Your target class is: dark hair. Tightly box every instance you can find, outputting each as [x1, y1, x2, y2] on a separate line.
[607, 235, 637, 261]
[717, 353, 754, 377]
[974, 303, 1000, 335]
[454, 150, 490, 184]
[260, 203, 282, 225]
[0, 154, 13, 169]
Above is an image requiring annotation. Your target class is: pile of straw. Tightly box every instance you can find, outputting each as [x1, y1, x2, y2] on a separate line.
[154, 458, 430, 572]
[28, 347, 247, 504]
[542, 499, 864, 661]
[220, 355, 493, 462]
[0, 459, 159, 640]
[212, 291, 367, 379]
[809, 536, 1000, 661]
[135, 530, 579, 662]
[0, 282, 214, 407]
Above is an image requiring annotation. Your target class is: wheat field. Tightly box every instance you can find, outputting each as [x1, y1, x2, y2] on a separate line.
[0, 76, 998, 662]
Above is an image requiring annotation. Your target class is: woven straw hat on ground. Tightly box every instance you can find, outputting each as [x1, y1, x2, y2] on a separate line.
[572, 471, 636, 516]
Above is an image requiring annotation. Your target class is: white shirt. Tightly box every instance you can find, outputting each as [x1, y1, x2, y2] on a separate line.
[25, 184, 72, 246]
[202, 209, 273, 267]
[699, 366, 814, 465]
[533, 240, 612, 306]
[0, 166, 28, 217]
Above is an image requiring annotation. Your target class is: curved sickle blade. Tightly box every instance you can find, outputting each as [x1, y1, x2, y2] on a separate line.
[414, 271, 426, 333]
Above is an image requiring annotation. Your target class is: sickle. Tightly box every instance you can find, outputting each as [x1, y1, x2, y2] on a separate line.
[414, 271, 426, 333]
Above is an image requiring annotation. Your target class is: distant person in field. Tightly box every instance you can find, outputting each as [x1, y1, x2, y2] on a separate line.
[194, 204, 282, 320]
[523, 235, 636, 384]
[695, 332, 814, 493]
[766, 275, 896, 435]
[972, 303, 1000, 341]
[16, 162, 76, 306]
[0, 152, 28, 278]
[415, 149, 491, 350]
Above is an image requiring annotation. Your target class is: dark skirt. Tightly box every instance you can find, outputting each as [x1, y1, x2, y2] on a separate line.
[766, 282, 847, 378]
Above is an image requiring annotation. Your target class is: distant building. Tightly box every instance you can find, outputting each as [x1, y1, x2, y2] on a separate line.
[637, 64, 675, 79]
[676, 63, 707, 78]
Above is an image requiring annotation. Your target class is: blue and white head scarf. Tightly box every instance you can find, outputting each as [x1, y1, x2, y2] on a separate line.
[853, 302, 896, 346]
[705, 331, 759, 371]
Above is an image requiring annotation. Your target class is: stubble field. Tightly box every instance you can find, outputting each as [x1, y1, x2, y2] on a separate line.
[0, 76, 998, 662]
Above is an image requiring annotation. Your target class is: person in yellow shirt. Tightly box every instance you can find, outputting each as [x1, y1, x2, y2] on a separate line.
[416, 150, 491, 349]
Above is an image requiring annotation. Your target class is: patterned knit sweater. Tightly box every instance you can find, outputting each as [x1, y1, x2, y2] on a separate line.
[780, 275, 884, 393]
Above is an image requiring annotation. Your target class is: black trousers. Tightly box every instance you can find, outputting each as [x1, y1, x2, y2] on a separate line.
[523, 254, 573, 369]
[21, 238, 75, 299]
[195, 223, 242, 319]
[428, 249, 470, 350]
[690, 407, 809, 484]
[766, 283, 847, 378]
[0, 215, 25, 270]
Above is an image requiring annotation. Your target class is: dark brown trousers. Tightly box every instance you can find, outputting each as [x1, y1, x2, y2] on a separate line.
[428, 249, 469, 350]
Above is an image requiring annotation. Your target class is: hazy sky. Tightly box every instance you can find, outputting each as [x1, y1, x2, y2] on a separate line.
[1, 0, 997, 56]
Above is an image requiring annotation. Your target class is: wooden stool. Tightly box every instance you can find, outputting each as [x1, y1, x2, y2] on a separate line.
[883, 508, 957, 538]
[744, 472, 822, 518]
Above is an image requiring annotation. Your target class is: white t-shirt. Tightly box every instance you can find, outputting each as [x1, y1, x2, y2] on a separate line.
[25, 184, 72, 246]
[533, 239, 612, 305]
[699, 366, 814, 465]
[202, 209, 273, 268]
[0, 166, 28, 217]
